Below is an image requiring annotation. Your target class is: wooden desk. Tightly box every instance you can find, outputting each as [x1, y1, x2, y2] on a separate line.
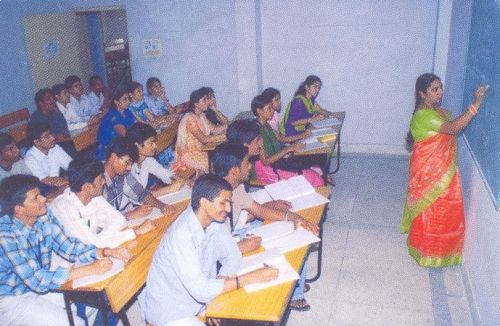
[205, 187, 330, 324]
[156, 118, 180, 152]
[59, 198, 190, 326]
[71, 124, 99, 152]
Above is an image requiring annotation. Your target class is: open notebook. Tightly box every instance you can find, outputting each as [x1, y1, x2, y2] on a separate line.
[250, 175, 329, 212]
[311, 117, 342, 128]
[237, 248, 299, 293]
[73, 258, 124, 288]
[126, 187, 191, 228]
[310, 126, 337, 138]
[250, 221, 321, 253]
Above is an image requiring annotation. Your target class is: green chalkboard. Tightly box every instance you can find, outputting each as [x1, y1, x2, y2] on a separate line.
[462, 0, 500, 210]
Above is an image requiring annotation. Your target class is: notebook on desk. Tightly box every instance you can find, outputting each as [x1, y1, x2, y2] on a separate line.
[312, 117, 342, 128]
[126, 187, 191, 228]
[73, 258, 124, 288]
[250, 175, 330, 212]
[250, 221, 321, 253]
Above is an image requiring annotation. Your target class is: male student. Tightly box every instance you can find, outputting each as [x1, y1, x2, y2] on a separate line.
[29, 88, 76, 156]
[212, 142, 318, 311]
[102, 136, 175, 218]
[127, 122, 189, 196]
[87, 75, 110, 114]
[24, 122, 71, 188]
[50, 154, 155, 251]
[65, 75, 101, 124]
[141, 174, 278, 325]
[0, 132, 31, 181]
[0, 174, 130, 326]
[52, 83, 87, 130]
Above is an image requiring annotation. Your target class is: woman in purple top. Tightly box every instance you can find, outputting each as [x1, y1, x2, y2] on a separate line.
[280, 75, 332, 136]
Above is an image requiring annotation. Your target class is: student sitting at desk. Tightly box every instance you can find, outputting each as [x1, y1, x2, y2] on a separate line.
[280, 75, 333, 136]
[96, 86, 137, 160]
[52, 83, 88, 131]
[129, 81, 177, 130]
[262, 87, 282, 132]
[250, 96, 325, 186]
[127, 122, 189, 196]
[200, 86, 229, 133]
[212, 143, 318, 311]
[102, 137, 175, 219]
[141, 174, 278, 325]
[30, 88, 76, 156]
[24, 122, 71, 189]
[0, 174, 130, 326]
[86, 75, 110, 115]
[65, 75, 101, 124]
[175, 88, 226, 174]
[50, 154, 155, 252]
[0, 132, 31, 182]
[145, 77, 183, 115]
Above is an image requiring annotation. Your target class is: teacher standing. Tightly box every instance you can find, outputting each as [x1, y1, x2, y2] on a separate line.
[401, 73, 488, 268]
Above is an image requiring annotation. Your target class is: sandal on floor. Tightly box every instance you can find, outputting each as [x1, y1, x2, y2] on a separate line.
[304, 283, 311, 293]
[289, 299, 311, 311]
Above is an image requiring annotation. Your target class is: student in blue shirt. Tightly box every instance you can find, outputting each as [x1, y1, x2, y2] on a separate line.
[0, 174, 130, 326]
[97, 87, 136, 160]
[141, 174, 278, 325]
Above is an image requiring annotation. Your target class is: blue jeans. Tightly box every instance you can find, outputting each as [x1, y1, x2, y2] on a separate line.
[292, 264, 307, 300]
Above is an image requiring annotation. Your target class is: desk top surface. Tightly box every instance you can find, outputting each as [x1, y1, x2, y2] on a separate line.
[205, 187, 330, 321]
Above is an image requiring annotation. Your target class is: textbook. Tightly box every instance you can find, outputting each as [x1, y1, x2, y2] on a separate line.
[126, 187, 192, 228]
[250, 175, 329, 212]
[237, 248, 299, 293]
[73, 258, 124, 288]
[311, 117, 342, 128]
[250, 221, 321, 253]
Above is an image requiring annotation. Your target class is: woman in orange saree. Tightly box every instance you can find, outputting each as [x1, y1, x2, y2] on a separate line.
[401, 73, 488, 268]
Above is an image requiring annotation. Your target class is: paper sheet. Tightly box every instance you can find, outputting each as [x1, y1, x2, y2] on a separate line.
[73, 258, 124, 288]
[250, 221, 295, 243]
[312, 117, 342, 128]
[263, 228, 321, 253]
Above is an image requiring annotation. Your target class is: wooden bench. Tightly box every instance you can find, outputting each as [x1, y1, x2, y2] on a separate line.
[0, 108, 30, 147]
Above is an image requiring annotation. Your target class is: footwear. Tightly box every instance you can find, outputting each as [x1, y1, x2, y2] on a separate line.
[289, 299, 311, 311]
[304, 283, 311, 293]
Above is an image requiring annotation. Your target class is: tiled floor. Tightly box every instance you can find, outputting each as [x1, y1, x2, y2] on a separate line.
[287, 154, 473, 326]
[123, 154, 473, 325]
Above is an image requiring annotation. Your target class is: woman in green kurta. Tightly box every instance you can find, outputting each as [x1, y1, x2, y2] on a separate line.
[402, 73, 489, 268]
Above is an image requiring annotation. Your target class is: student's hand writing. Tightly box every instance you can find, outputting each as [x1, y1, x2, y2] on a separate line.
[133, 204, 153, 217]
[135, 220, 156, 235]
[161, 204, 176, 216]
[105, 247, 132, 263]
[88, 258, 113, 275]
[291, 214, 319, 235]
[248, 266, 279, 283]
[263, 200, 292, 211]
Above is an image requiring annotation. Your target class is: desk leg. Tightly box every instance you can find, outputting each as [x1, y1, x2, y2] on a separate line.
[306, 207, 326, 283]
[329, 134, 341, 175]
[64, 294, 76, 326]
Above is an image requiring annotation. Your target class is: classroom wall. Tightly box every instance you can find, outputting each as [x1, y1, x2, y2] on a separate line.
[1, 0, 440, 152]
[441, 1, 500, 324]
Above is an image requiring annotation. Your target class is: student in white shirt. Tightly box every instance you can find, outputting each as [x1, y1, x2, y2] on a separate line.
[141, 174, 278, 325]
[52, 84, 88, 131]
[87, 75, 110, 114]
[24, 122, 71, 188]
[127, 122, 189, 197]
[50, 154, 155, 250]
[65, 75, 102, 124]
[0, 132, 31, 182]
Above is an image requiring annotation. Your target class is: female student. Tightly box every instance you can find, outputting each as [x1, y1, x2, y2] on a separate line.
[252, 94, 324, 186]
[200, 86, 229, 132]
[262, 87, 282, 132]
[96, 87, 136, 160]
[175, 88, 226, 174]
[280, 75, 333, 136]
[129, 81, 177, 129]
[401, 73, 488, 268]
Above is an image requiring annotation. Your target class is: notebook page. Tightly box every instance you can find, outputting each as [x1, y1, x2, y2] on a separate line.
[237, 248, 284, 276]
[312, 117, 341, 128]
[73, 258, 124, 288]
[289, 192, 330, 212]
[250, 188, 273, 204]
[125, 208, 163, 228]
[157, 186, 192, 204]
[250, 221, 295, 243]
[295, 141, 328, 153]
[310, 127, 337, 137]
[243, 260, 299, 293]
[265, 175, 315, 201]
[262, 228, 321, 253]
